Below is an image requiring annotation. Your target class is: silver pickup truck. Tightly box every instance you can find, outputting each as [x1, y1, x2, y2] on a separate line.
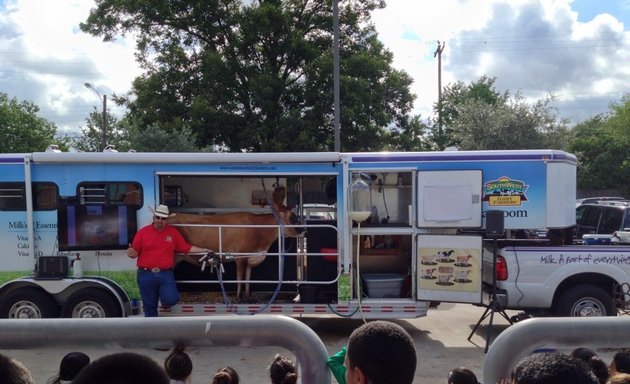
[481, 241, 630, 317]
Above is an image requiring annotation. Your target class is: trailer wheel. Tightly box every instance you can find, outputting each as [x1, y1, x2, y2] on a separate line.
[0, 287, 60, 319]
[61, 288, 122, 318]
[554, 284, 614, 317]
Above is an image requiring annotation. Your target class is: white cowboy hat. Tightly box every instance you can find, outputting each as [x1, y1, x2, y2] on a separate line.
[148, 204, 175, 218]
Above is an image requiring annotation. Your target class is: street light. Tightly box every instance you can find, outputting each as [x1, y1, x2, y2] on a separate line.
[84, 82, 107, 151]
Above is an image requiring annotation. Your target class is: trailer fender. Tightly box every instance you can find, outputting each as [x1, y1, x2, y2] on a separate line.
[0, 284, 59, 319]
[0, 277, 131, 318]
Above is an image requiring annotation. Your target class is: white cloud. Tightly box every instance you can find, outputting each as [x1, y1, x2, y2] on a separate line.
[0, 0, 628, 138]
[0, 0, 140, 134]
[372, 0, 629, 124]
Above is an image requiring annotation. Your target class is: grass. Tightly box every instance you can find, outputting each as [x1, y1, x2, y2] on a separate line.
[0, 271, 33, 284]
[94, 271, 140, 299]
[0, 270, 347, 305]
[338, 273, 350, 301]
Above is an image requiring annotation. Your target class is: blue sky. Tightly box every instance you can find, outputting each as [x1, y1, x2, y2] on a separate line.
[0, 0, 629, 136]
[572, 0, 630, 24]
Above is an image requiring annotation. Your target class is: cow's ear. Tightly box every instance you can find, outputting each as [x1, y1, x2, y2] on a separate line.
[271, 200, 285, 214]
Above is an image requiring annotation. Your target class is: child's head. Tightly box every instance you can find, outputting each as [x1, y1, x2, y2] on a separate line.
[164, 344, 193, 381]
[269, 354, 297, 384]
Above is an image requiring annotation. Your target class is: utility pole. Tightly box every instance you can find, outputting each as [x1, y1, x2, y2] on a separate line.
[333, 0, 340, 152]
[84, 83, 107, 151]
[101, 94, 107, 151]
[434, 40, 446, 149]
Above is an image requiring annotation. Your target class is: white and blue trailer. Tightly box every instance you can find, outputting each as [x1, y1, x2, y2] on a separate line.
[0, 149, 576, 318]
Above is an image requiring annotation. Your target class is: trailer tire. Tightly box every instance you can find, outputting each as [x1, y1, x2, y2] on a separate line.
[61, 288, 122, 318]
[0, 287, 60, 319]
[554, 284, 614, 317]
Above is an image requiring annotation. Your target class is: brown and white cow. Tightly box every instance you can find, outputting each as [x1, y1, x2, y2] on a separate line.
[169, 187, 304, 302]
[456, 255, 473, 265]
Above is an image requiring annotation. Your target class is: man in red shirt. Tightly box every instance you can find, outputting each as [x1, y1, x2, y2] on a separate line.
[127, 205, 207, 317]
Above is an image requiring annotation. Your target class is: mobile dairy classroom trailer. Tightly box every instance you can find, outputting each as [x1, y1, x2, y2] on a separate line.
[0, 149, 576, 318]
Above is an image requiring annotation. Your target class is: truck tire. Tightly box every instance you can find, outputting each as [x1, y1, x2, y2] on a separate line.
[554, 284, 614, 317]
[61, 288, 122, 318]
[0, 287, 60, 319]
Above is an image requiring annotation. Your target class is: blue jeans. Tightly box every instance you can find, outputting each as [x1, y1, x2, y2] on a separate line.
[137, 269, 179, 317]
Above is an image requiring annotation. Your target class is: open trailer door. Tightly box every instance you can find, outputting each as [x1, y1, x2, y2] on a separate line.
[415, 169, 483, 304]
[417, 234, 482, 303]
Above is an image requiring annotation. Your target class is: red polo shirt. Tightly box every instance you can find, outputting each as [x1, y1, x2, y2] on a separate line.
[132, 224, 192, 270]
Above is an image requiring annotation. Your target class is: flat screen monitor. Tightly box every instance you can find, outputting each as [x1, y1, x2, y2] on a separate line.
[57, 205, 137, 251]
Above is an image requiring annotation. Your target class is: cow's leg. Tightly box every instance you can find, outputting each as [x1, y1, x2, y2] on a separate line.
[244, 265, 256, 303]
[244, 253, 267, 303]
[235, 259, 246, 303]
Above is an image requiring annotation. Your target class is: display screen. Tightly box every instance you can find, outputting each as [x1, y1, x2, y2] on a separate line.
[57, 205, 137, 251]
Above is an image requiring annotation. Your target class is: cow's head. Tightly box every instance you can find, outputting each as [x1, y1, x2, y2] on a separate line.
[270, 185, 305, 237]
[274, 202, 305, 237]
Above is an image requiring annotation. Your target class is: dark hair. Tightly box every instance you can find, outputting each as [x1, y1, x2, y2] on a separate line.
[72, 352, 169, 384]
[213, 366, 239, 384]
[0, 353, 33, 384]
[571, 347, 598, 363]
[164, 344, 193, 381]
[588, 356, 610, 384]
[48, 352, 90, 383]
[614, 351, 630, 374]
[346, 320, 416, 384]
[448, 367, 479, 384]
[269, 354, 297, 384]
[511, 352, 598, 384]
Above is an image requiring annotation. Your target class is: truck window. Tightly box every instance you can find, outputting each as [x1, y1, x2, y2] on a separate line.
[575, 205, 601, 237]
[599, 208, 623, 234]
[0, 182, 58, 211]
[77, 182, 143, 207]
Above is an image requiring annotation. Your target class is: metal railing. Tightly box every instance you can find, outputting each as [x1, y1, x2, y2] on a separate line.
[484, 316, 630, 384]
[0, 315, 331, 384]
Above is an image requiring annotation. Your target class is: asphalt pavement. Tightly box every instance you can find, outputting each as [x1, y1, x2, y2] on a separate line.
[1, 303, 512, 383]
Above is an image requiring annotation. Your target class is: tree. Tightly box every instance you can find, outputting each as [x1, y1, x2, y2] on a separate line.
[448, 95, 570, 150]
[385, 115, 432, 151]
[432, 76, 571, 151]
[568, 95, 630, 196]
[73, 110, 206, 153]
[432, 76, 507, 149]
[124, 120, 211, 152]
[73, 107, 121, 152]
[80, 0, 416, 152]
[0, 93, 57, 153]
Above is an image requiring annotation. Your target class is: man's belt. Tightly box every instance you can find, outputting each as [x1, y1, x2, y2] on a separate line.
[138, 267, 172, 273]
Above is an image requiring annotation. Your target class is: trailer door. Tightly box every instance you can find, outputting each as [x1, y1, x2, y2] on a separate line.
[416, 170, 483, 304]
[416, 170, 482, 228]
[417, 234, 482, 304]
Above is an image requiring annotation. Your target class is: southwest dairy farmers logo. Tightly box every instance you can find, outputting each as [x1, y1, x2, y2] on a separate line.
[483, 177, 528, 206]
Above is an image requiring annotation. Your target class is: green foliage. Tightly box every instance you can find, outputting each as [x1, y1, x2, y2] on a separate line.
[385, 115, 432, 151]
[73, 110, 206, 152]
[568, 96, 630, 196]
[80, 0, 417, 152]
[432, 76, 508, 149]
[73, 107, 122, 152]
[0, 93, 57, 153]
[124, 120, 212, 152]
[432, 77, 570, 151]
[449, 95, 570, 150]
